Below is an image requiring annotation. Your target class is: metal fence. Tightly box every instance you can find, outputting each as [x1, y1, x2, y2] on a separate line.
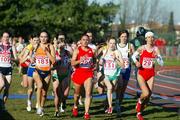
[158, 45, 180, 60]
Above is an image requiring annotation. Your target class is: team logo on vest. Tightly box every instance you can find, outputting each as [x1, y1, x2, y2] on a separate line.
[79, 55, 93, 68]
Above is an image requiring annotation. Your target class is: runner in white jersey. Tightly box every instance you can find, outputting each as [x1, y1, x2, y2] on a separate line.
[99, 37, 124, 114]
[115, 30, 134, 116]
[0, 32, 17, 110]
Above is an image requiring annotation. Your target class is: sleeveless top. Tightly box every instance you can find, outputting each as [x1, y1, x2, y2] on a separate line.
[76, 46, 94, 69]
[0, 43, 13, 67]
[103, 50, 121, 76]
[55, 48, 70, 75]
[35, 46, 51, 71]
[117, 43, 130, 68]
[20, 44, 32, 67]
[140, 46, 156, 69]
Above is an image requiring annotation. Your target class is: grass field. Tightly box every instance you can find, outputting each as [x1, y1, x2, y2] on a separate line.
[0, 59, 179, 120]
[163, 58, 180, 66]
[1, 98, 179, 120]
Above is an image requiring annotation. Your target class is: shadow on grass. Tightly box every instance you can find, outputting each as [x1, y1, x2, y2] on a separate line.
[143, 106, 179, 118]
[0, 99, 15, 120]
[0, 110, 15, 120]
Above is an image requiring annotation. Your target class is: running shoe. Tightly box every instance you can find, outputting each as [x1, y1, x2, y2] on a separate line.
[26, 100, 32, 112]
[136, 112, 144, 120]
[72, 106, 78, 117]
[54, 111, 60, 117]
[37, 107, 44, 116]
[78, 99, 83, 106]
[136, 100, 142, 112]
[107, 107, 113, 114]
[105, 108, 108, 113]
[84, 112, 90, 119]
[60, 103, 65, 113]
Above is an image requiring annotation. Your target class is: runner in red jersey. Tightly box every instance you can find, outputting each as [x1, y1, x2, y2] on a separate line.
[71, 46, 94, 85]
[138, 47, 155, 81]
[71, 34, 95, 119]
[132, 31, 164, 120]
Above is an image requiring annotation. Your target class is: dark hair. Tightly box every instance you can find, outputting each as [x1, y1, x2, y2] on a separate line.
[136, 27, 146, 37]
[81, 34, 89, 39]
[57, 31, 66, 38]
[2, 31, 11, 37]
[107, 36, 116, 42]
[84, 30, 92, 34]
[39, 30, 51, 43]
[28, 33, 39, 40]
[32, 33, 39, 38]
[118, 29, 129, 38]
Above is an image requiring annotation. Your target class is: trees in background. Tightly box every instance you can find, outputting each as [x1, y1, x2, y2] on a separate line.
[117, 0, 168, 29]
[0, 0, 118, 42]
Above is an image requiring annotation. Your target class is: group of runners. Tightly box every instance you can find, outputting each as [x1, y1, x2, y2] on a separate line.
[0, 28, 164, 120]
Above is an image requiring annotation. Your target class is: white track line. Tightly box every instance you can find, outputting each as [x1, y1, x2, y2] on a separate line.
[130, 78, 180, 92]
[127, 86, 180, 102]
[157, 69, 180, 80]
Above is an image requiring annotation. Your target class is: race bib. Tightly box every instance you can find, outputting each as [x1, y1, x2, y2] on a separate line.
[36, 56, 50, 67]
[79, 56, 93, 68]
[123, 58, 129, 68]
[0, 54, 11, 64]
[104, 60, 116, 70]
[142, 58, 154, 68]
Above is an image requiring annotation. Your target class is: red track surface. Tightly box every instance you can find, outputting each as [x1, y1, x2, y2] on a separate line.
[126, 66, 180, 109]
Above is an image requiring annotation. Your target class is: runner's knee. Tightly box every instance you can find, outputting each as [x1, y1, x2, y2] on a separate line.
[41, 90, 47, 98]
[142, 91, 150, 98]
[36, 82, 43, 89]
[0, 82, 5, 89]
[107, 85, 112, 90]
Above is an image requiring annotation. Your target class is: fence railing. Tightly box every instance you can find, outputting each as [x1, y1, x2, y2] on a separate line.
[158, 45, 180, 60]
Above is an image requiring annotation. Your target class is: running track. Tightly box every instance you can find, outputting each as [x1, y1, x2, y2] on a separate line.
[0, 66, 179, 110]
[127, 66, 180, 109]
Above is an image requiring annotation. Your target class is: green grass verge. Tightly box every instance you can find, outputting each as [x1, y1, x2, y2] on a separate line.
[1, 98, 179, 120]
[163, 58, 180, 66]
[0, 61, 179, 120]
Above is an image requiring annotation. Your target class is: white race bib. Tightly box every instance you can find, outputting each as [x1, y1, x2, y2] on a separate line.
[36, 56, 50, 67]
[79, 56, 92, 68]
[123, 58, 129, 68]
[104, 60, 116, 70]
[0, 54, 11, 65]
[142, 58, 154, 68]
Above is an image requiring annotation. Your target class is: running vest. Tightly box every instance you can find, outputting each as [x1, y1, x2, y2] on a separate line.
[35, 46, 51, 71]
[77, 47, 94, 69]
[140, 46, 156, 69]
[56, 49, 70, 74]
[55, 50, 61, 61]
[117, 43, 130, 68]
[103, 50, 120, 76]
[20, 44, 32, 67]
[0, 43, 13, 67]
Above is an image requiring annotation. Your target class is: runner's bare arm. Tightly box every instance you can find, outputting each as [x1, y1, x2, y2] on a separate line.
[19, 48, 31, 63]
[131, 46, 143, 67]
[47, 44, 56, 64]
[71, 48, 80, 66]
[130, 43, 135, 54]
[115, 50, 124, 68]
[155, 47, 164, 66]
[12, 45, 18, 60]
